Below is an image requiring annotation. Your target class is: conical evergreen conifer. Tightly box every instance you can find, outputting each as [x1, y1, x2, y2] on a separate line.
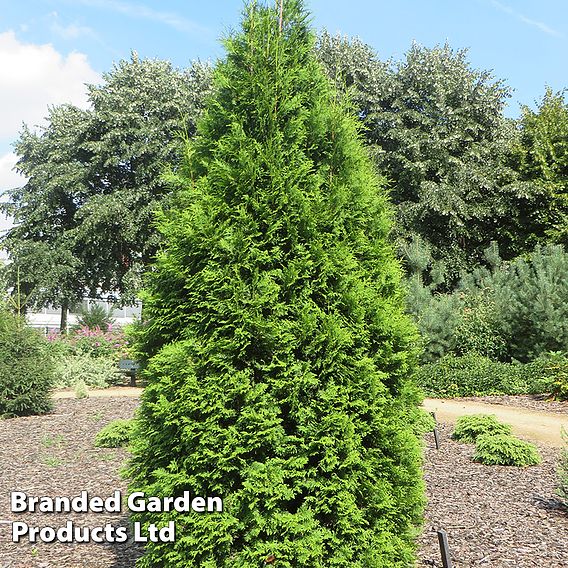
[127, 1, 425, 566]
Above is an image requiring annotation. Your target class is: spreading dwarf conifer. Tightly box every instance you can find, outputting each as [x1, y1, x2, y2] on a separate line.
[127, 1, 425, 566]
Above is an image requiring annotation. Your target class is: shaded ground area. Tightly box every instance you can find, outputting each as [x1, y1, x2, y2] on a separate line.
[423, 398, 568, 448]
[0, 396, 566, 567]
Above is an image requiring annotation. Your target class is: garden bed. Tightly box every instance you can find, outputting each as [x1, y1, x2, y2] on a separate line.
[0, 398, 566, 567]
[418, 423, 568, 567]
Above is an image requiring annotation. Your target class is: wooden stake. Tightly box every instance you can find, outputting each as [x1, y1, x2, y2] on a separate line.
[278, 0, 283, 31]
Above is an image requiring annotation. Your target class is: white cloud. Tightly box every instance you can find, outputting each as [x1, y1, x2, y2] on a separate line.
[0, 30, 100, 140]
[76, 0, 209, 35]
[0, 32, 100, 235]
[48, 12, 98, 41]
[490, 1, 563, 38]
[0, 153, 25, 193]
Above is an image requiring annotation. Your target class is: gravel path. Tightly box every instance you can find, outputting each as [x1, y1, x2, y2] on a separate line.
[0, 397, 566, 567]
[0, 398, 143, 568]
[460, 394, 568, 415]
[53, 387, 143, 399]
[423, 398, 568, 448]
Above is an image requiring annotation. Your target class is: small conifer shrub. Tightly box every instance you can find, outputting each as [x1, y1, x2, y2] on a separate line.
[94, 419, 133, 448]
[74, 380, 89, 399]
[126, 1, 425, 566]
[452, 414, 512, 443]
[0, 309, 55, 417]
[473, 434, 541, 466]
[537, 351, 568, 401]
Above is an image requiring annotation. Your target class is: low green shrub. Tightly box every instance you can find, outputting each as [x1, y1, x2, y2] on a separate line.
[532, 352, 568, 400]
[74, 380, 89, 399]
[452, 414, 512, 443]
[94, 419, 134, 448]
[0, 310, 55, 417]
[54, 353, 123, 389]
[409, 407, 436, 436]
[473, 434, 541, 466]
[452, 292, 506, 361]
[416, 353, 543, 397]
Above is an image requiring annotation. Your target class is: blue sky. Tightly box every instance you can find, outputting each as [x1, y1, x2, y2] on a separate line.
[1, 0, 567, 198]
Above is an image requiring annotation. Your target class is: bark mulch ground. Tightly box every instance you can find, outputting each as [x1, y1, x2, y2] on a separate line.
[0, 397, 566, 567]
[419, 423, 568, 567]
[0, 397, 142, 568]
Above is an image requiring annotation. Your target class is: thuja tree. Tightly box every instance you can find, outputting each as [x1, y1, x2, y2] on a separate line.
[127, 1, 424, 566]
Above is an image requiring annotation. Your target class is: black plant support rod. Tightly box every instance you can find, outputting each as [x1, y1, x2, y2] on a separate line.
[437, 529, 454, 568]
[431, 411, 441, 450]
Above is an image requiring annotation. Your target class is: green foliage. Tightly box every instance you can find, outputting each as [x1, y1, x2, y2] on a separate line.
[1, 56, 212, 318]
[94, 419, 133, 448]
[453, 292, 506, 360]
[408, 243, 568, 364]
[127, 2, 425, 566]
[53, 353, 122, 389]
[451, 414, 512, 443]
[405, 240, 506, 363]
[75, 55, 213, 303]
[416, 353, 538, 397]
[42, 456, 63, 467]
[469, 244, 568, 361]
[401, 237, 463, 361]
[408, 408, 436, 437]
[530, 351, 568, 400]
[473, 434, 541, 466]
[74, 380, 89, 399]
[1, 105, 92, 329]
[317, 37, 538, 279]
[73, 304, 115, 332]
[0, 310, 55, 417]
[41, 434, 65, 448]
[513, 88, 568, 245]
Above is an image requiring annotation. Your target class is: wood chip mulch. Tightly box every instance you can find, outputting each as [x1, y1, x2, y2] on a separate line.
[0, 398, 567, 567]
[0, 397, 143, 568]
[418, 423, 568, 567]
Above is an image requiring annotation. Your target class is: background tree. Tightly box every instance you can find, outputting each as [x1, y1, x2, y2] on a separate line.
[1, 104, 91, 330]
[127, 1, 424, 566]
[317, 38, 538, 282]
[512, 88, 568, 245]
[76, 54, 212, 303]
[1, 56, 212, 327]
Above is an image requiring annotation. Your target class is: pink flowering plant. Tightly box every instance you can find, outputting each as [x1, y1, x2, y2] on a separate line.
[47, 324, 129, 361]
